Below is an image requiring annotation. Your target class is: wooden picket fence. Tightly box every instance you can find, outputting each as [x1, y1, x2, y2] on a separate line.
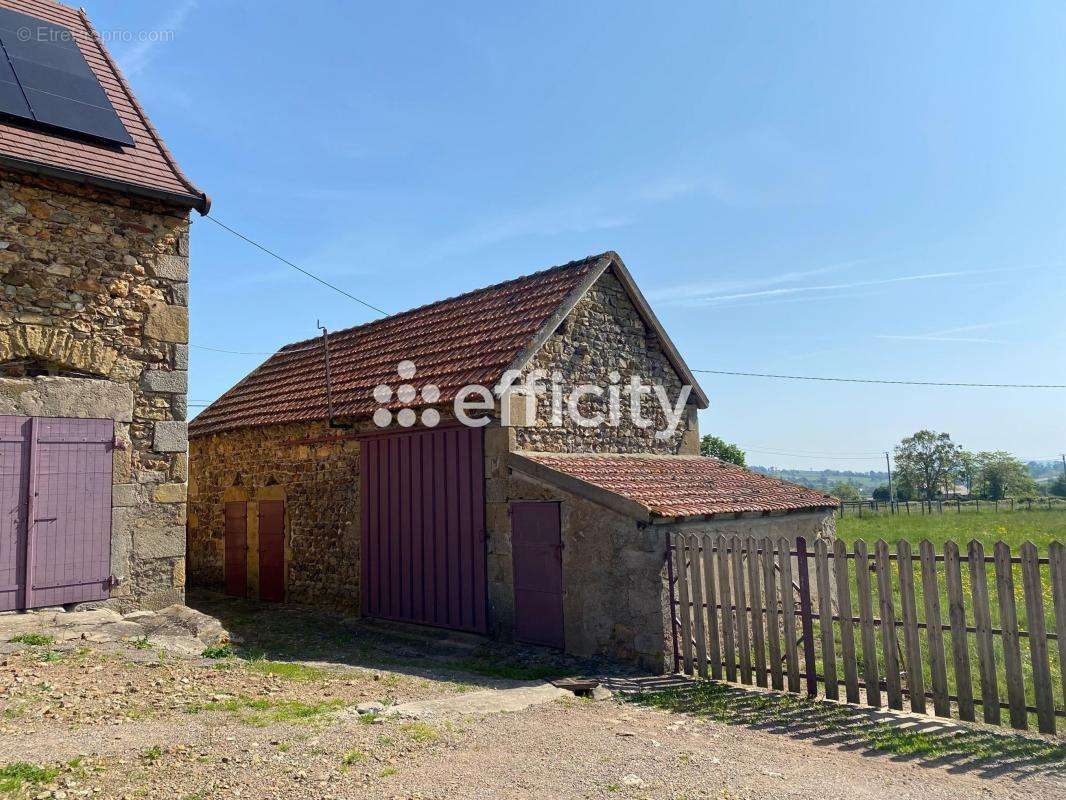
[667, 534, 1066, 735]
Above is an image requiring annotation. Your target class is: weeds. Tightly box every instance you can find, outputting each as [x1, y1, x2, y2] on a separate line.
[401, 721, 438, 742]
[8, 633, 54, 646]
[201, 644, 232, 659]
[0, 762, 60, 794]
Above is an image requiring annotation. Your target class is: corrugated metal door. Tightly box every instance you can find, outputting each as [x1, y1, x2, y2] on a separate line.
[258, 499, 285, 602]
[510, 502, 564, 648]
[0, 416, 113, 611]
[224, 501, 247, 598]
[361, 426, 486, 633]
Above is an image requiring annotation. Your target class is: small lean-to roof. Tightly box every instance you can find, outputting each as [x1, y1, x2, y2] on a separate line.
[190, 251, 709, 438]
[0, 0, 208, 212]
[511, 451, 838, 520]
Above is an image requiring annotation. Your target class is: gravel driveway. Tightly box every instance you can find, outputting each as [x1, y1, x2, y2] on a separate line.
[0, 594, 1062, 799]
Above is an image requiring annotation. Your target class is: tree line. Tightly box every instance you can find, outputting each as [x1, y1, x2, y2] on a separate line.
[701, 431, 1066, 502]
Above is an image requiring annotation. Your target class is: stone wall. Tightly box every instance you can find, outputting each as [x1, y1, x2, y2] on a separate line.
[188, 421, 363, 612]
[661, 509, 837, 546]
[512, 269, 700, 455]
[500, 471, 671, 671]
[0, 168, 190, 609]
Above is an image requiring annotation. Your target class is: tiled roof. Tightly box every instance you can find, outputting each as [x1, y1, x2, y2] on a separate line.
[516, 452, 838, 518]
[189, 254, 609, 437]
[0, 0, 207, 211]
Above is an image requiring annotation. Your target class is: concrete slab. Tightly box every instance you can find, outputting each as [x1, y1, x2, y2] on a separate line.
[383, 681, 570, 720]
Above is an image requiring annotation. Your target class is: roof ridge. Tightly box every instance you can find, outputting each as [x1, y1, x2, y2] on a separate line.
[76, 7, 210, 213]
[277, 252, 612, 352]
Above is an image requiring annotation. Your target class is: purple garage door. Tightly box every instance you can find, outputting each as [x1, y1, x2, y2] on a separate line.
[0, 416, 113, 611]
[361, 426, 486, 634]
[510, 501, 564, 649]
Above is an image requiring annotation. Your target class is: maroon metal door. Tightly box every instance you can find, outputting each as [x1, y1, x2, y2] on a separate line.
[361, 426, 486, 633]
[511, 502, 564, 648]
[224, 501, 247, 598]
[258, 500, 285, 602]
[0, 416, 112, 611]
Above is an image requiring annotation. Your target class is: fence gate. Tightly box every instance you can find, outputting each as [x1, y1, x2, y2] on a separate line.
[667, 533, 1066, 735]
[0, 416, 113, 611]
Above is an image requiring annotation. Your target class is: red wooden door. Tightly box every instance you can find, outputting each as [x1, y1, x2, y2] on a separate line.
[224, 501, 247, 598]
[511, 502, 564, 649]
[258, 500, 285, 602]
[0, 416, 112, 611]
[361, 426, 486, 633]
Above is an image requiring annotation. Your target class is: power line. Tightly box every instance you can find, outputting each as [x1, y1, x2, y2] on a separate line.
[692, 368, 1066, 389]
[204, 216, 391, 317]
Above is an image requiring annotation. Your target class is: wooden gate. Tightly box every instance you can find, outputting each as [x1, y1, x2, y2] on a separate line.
[0, 416, 113, 611]
[361, 425, 486, 634]
[668, 534, 1066, 735]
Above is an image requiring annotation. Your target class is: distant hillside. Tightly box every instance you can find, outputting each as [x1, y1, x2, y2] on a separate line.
[751, 461, 1064, 496]
[750, 467, 888, 495]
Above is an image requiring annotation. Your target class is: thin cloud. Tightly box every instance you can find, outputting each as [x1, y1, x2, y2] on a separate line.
[114, 0, 197, 77]
[876, 321, 1014, 345]
[646, 258, 868, 304]
[655, 265, 1050, 308]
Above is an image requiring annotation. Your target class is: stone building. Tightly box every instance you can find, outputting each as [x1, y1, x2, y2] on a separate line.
[0, 0, 207, 612]
[189, 252, 836, 670]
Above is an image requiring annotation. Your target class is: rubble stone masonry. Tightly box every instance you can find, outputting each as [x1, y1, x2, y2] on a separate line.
[187, 422, 362, 611]
[0, 168, 190, 608]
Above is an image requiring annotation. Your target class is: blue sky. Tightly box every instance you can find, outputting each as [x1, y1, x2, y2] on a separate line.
[89, 1, 1065, 470]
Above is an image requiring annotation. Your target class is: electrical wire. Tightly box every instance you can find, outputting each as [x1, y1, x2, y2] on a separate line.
[692, 368, 1066, 389]
[204, 216, 391, 317]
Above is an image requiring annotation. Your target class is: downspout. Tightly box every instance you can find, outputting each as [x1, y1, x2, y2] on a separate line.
[318, 321, 353, 430]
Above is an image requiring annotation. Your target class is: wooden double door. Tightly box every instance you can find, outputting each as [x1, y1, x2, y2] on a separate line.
[224, 499, 285, 602]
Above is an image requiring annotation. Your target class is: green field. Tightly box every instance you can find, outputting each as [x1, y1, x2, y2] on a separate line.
[837, 507, 1066, 550]
[828, 508, 1065, 731]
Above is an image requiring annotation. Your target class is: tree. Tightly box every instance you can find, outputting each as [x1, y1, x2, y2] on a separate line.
[700, 435, 745, 467]
[831, 482, 861, 502]
[955, 450, 979, 495]
[872, 484, 892, 501]
[974, 452, 1036, 500]
[1050, 473, 1066, 498]
[893, 430, 960, 501]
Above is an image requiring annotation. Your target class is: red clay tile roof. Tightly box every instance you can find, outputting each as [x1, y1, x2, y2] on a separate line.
[0, 0, 207, 211]
[190, 254, 610, 437]
[516, 452, 838, 517]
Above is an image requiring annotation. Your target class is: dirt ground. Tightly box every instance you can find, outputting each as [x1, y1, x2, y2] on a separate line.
[1, 593, 1063, 800]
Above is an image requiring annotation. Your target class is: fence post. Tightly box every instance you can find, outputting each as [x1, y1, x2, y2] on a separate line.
[665, 530, 681, 673]
[795, 537, 818, 697]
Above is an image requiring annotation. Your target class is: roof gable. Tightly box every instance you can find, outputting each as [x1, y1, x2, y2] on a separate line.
[190, 252, 708, 437]
[0, 0, 207, 211]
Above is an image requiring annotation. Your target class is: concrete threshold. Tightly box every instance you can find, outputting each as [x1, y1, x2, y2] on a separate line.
[382, 681, 570, 720]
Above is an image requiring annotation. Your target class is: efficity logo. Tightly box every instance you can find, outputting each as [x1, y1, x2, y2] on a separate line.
[372, 361, 692, 440]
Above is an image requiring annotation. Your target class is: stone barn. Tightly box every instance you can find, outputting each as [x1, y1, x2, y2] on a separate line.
[188, 252, 836, 670]
[0, 0, 207, 611]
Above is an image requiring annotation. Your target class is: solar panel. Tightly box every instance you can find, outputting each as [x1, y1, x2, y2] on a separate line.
[0, 7, 133, 146]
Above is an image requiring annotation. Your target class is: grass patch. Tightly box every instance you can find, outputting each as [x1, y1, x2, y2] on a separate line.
[201, 644, 233, 659]
[454, 657, 577, 682]
[379, 767, 398, 778]
[244, 658, 333, 682]
[140, 746, 163, 765]
[184, 696, 346, 727]
[8, 633, 54, 647]
[629, 682, 1066, 764]
[0, 762, 60, 794]
[401, 721, 438, 742]
[341, 749, 366, 767]
[128, 636, 152, 650]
